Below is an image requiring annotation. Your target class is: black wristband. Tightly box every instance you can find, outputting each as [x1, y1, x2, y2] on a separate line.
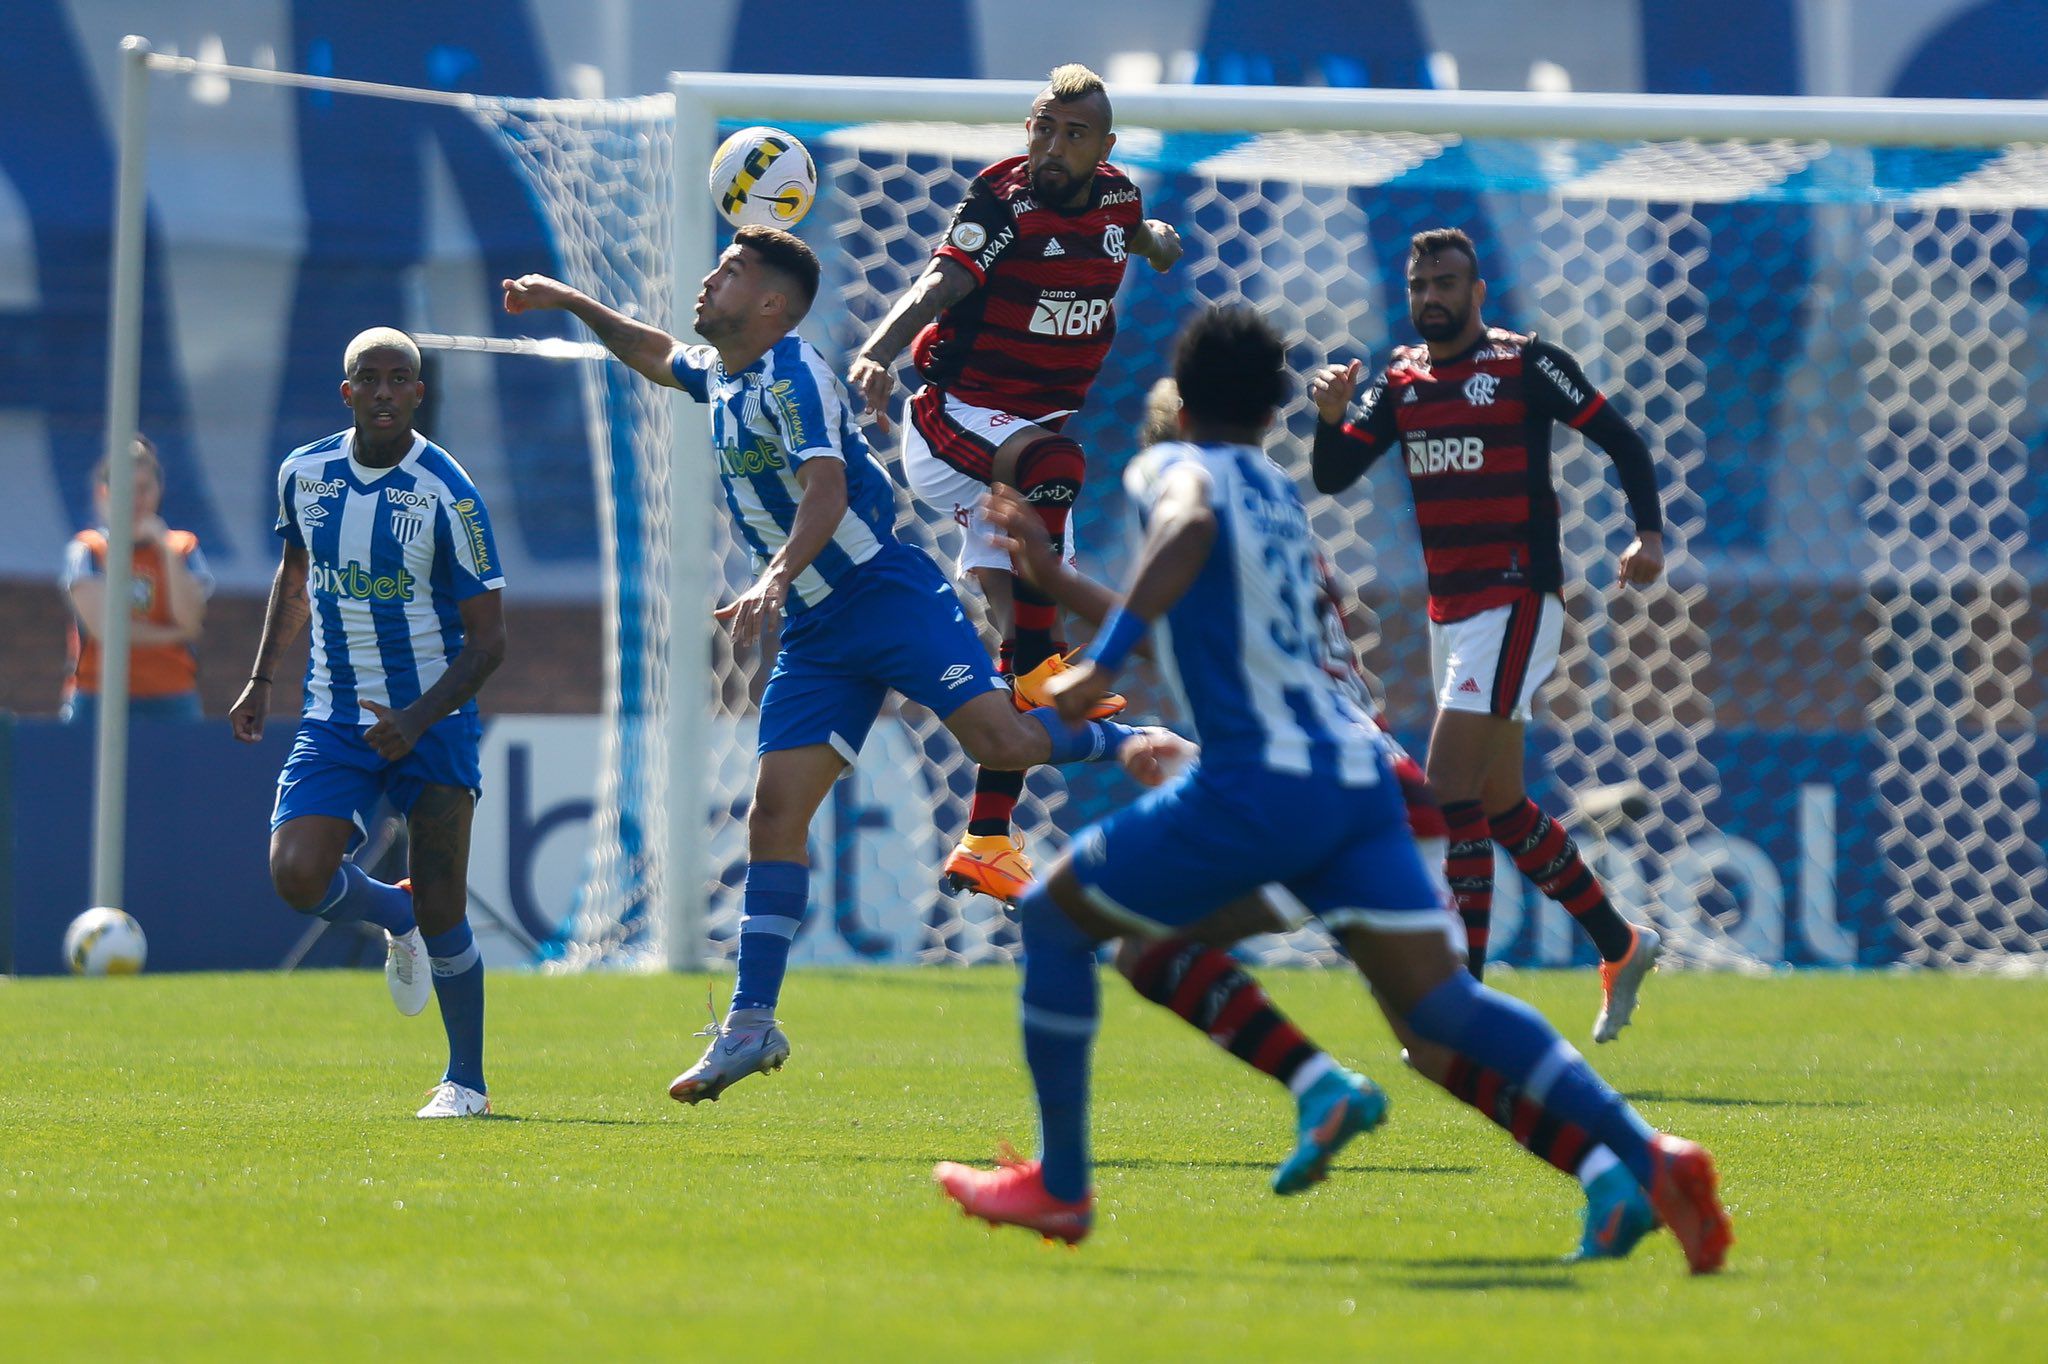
[249, 674, 273, 685]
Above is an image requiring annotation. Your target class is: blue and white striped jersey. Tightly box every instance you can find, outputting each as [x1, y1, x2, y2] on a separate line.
[1123, 440, 1388, 784]
[274, 430, 503, 725]
[670, 332, 899, 616]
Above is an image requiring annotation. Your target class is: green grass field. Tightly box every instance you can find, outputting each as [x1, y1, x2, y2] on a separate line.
[4, 967, 2043, 1361]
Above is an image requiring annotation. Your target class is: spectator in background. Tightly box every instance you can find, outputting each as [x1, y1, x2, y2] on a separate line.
[60, 435, 212, 725]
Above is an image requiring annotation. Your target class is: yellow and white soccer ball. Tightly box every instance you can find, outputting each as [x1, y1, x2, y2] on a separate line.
[710, 126, 817, 229]
[65, 906, 147, 976]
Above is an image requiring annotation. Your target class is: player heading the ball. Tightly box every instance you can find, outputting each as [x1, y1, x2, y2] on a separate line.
[503, 227, 1179, 1107]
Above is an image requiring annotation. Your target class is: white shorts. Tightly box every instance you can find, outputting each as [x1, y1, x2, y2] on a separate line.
[899, 388, 1078, 577]
[1428, 593, 1564, 723]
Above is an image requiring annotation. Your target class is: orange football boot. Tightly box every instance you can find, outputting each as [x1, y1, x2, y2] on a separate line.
[941, 833, 1033, 903]
[1648, 1134, 1734, 1274]
[1010, 651, 1126, 720]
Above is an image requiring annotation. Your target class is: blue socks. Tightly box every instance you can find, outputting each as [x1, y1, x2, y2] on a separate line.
[731, 861, 809, 1014]
[1018, 884, 1100, 1202]
[314, 861, 416, 936]
[1406, 971, 1658, 1185]
[1025, 708, 1139, 765]
[425, 920, 486, 1094]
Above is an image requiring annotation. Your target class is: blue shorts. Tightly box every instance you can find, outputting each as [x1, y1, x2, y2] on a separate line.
[758, 542, 1006, 759]
[271, 712, 483, 838]
[1069, 755, 1453, 938]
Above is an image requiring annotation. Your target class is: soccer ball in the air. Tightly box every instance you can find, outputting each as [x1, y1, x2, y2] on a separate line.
[710, 126, 817, 228]
[65, 907, 148, 976]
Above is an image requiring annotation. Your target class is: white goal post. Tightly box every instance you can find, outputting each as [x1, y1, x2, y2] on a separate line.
[661, 70, 2048, 973]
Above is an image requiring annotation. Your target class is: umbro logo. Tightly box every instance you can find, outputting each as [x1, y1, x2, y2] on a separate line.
[1042, 237, 1065, 257]
[940, 663, 973, 689]
[300, 503, 330, 524]
[1457, 678, 1482, 694]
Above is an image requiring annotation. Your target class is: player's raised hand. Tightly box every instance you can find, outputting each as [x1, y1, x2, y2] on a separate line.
[982, 483, 1059, 589]
[360, 698, 424, 761]
[1308, 360, 1364, 424]
[1618, 530, 1665, 588]
[1138, 219, 1183, 273]
[502, 274, 578, 315]
[1046, 655, 1113, 727]
[846, 354, 896, 435]
[229, 679, 270, 743]
[714, 569, 789, 654]
[1117, 727, 1196, 788]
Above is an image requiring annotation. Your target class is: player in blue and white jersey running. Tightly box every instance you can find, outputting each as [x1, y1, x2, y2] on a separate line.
[935, 307, 1733, 1274]
[503, 225, 1168, 1106]
[230, 327, 506, 1119]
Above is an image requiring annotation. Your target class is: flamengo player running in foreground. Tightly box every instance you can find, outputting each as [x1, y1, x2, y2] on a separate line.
[230, 328, 506, 1119]
[1311, 227, 1666, 1042]
[503, 227, 1163, 1104]
[937, 307, 1731, 1275]
[979, 388, 1658, 1261]
[847, 63, 1182, 905]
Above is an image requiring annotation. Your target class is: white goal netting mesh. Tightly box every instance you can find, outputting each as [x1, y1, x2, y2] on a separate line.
[475, 97, 2047, 974]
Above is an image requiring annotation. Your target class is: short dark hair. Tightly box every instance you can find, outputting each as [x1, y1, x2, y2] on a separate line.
[1410, 227, 1478, 276]
[735, 223, 820, 317]
[1172, 306, 1289, 428]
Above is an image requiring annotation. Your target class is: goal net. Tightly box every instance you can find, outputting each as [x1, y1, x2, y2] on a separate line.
[478, 80, 2047, 974]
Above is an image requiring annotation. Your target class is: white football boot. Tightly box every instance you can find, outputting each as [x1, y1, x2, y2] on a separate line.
[416, 1080, 491, 1118]
[668, 1007, 792, 1104]
[385, 927, 432, 1017]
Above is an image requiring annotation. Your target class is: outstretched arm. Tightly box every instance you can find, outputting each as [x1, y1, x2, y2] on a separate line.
[503, 274, 682, 388]
[982, 482, 1150, 658]
[846, 258, 978, 434]
[1044, 465, 1216, 724]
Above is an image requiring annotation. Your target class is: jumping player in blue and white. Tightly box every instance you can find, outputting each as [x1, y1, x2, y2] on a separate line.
[230, 327, 507, 1120]
[502, 225, 1166, 1106]
[934, 307, 1734, 1275]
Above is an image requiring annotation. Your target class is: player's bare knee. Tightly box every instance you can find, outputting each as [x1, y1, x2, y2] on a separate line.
[270, 847, 333, 912]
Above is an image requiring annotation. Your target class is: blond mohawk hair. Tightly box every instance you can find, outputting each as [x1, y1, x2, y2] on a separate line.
[1044, 63, 1112, 127]
[1047, 63, 1106, 101]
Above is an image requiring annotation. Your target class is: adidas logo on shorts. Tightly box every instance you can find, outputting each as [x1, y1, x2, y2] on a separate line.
[1458, 678, 1482, 694]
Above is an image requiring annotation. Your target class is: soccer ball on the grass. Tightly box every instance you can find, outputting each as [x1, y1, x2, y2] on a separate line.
[64, 907, 147, 976]
[710, 126, 817, 229]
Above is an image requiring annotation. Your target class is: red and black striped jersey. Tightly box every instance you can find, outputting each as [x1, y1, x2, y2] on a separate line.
[1312, 328, 1663, 624]
[912, 156, 1144, 421]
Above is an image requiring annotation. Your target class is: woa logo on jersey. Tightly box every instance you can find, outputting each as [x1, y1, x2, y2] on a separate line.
[311, 559, 418, 602]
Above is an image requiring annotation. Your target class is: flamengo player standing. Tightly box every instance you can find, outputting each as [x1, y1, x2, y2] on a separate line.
[230, 328, 505, 1119]
[847, 63, 1181, 904]
[1309, 228, 1665, 1042]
